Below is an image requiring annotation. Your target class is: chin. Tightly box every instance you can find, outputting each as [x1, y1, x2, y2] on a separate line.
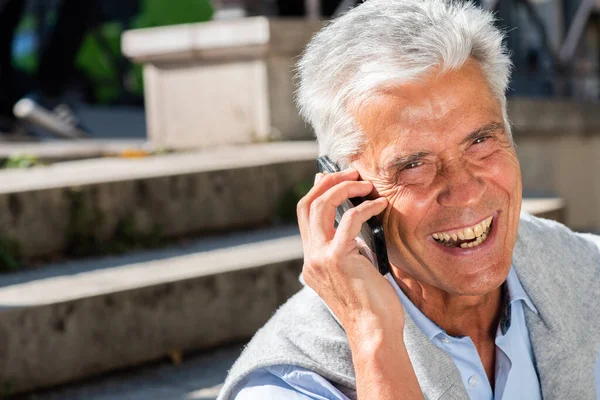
[444, 261, 510, 296]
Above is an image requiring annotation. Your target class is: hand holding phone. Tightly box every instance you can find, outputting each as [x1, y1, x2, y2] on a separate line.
[296, 162, 405, 337]
[317, 156, 390, 275]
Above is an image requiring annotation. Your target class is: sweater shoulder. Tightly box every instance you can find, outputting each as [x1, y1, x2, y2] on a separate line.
[218, 287, 355, 400]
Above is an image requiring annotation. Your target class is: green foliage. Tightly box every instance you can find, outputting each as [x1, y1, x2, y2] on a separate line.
[0, 236, 22, 273]
[65, 188, 164, 257]
[3, 154, 43, 169]
[1, 380, 14, 397]
[75, 22, 124, 104]
[276, 180, 314, 223]
[110, 217, 164, 254]
[12, 15, 38, 73]
[131, 0, 214, 29]
[13, 1, 213, 104]
[64, 188, 105, 257]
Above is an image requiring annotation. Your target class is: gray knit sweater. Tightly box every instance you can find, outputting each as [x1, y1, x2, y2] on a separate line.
[219, 213, 600, 399]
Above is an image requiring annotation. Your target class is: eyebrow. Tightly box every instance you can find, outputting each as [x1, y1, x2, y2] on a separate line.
[460, 122, 505, 146]
[382, 122, 505, 173]
[383, 151, 432, 173]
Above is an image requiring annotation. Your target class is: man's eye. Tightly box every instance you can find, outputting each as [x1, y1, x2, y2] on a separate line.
[405, 162, 423, 170]
[473, 136, 489, 145]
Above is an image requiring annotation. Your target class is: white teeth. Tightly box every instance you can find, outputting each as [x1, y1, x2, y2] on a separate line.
[460, 230, 488, 249]
[473, 223, 484, 237]
[433, 216, 494, 247]
[484, 216, 493, 229]
[463, 227, 475, 240]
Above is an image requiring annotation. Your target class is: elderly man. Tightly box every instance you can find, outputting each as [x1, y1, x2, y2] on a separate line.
[219, 1, 600, 399]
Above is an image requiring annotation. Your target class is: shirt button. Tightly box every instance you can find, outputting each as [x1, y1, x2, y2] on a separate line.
[439, 336, 450, 344]
[468, 375, 479, 388]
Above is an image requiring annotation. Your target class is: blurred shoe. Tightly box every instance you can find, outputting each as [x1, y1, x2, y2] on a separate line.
[13, 95, 89, 139]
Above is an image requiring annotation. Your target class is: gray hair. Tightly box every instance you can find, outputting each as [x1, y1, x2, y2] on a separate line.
[295, 0, 513, 167]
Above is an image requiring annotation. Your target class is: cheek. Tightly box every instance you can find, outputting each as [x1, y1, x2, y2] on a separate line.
[379, 185, 437, 244]
[481, 151, 522, 198]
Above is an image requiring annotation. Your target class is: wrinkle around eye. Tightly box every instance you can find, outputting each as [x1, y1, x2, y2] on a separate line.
[396, 163, 437, 186]
[468, 136, 497, 158]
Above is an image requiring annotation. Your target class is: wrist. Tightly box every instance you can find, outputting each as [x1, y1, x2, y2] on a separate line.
[346, 312, 406, 355]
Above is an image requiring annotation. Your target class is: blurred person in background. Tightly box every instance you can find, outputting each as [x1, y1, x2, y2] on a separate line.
[219, 1, 600, 399]
[0, 0, 102, 136]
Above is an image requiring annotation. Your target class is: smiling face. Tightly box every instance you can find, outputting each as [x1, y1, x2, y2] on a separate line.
[353, 60, 522, 296]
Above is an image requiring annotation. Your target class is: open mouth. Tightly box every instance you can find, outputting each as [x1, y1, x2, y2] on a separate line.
[432, 215, 493, 249]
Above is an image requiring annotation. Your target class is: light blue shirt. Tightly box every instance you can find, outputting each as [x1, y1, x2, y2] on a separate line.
[233, 268, 542, 399]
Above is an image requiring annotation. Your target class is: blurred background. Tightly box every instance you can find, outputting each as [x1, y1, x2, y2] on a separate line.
[0, 0, 597, 398]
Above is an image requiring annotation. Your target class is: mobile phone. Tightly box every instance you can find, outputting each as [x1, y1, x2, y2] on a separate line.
[317, 156, 391, 276]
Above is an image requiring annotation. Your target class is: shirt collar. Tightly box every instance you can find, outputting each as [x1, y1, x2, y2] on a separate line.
[385, 267, 537, 341]
[505, 267, 538, 314]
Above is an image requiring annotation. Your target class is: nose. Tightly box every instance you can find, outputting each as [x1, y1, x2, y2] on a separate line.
[437, 162, 486, 208]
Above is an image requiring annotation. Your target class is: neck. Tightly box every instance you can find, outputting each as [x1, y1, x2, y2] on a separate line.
[394, 274, 502, 341]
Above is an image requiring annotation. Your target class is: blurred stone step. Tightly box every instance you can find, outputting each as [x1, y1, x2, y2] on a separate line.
[0, 141, 318, 261]
[0, 139, 147, 164]
[0, 225, 304, 396]
[26, 345, 243, 400]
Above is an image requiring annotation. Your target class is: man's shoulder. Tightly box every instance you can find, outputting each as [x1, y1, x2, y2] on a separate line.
[218, 287, 356, 400]
[518, 212, 600, 253]
[515, 212, 600, 328]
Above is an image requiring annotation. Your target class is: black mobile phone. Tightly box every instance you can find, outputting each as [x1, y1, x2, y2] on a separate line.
[317, 156, 391, 276]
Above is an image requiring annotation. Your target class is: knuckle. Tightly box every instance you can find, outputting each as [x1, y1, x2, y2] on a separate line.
[302, 259, 321, 277]
[321, 172, 337, 185]
[310, 198, 325, 214]
[323, 247, 342, 267]
[345, 207, 362, 220]
[296, 197, 307, 214]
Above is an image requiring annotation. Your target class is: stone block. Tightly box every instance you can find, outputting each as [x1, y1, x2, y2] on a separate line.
[122, 18, 323, 149]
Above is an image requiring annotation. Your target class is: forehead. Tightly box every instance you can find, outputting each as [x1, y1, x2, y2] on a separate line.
[354, 61, 504, 162]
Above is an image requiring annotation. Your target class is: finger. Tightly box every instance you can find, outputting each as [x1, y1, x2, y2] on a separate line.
[333, 197, 388, 248]
[298, 169, 360, 220]
[298, 171, 327, 252]
[297, 169, 361, 243]
[309, 180, 375, 243]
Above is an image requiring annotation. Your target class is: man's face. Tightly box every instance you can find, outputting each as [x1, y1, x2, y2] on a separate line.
[353, 60, 522, 296]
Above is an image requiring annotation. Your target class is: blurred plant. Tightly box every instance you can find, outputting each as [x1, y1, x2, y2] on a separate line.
[0, 236, 22, 272]
[3, 154, 43, 169]
[276, 180, 314, 223]
[64, 188, 105, 257]
[13, 0, 214, 105]
[110, 217, 164, 254]
[2, 380, 14, 397]
[65, 188, 164, 257]
[76, 22, 125, 104]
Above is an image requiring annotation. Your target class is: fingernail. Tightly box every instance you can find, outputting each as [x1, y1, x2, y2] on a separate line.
[314, 173, 323, 184]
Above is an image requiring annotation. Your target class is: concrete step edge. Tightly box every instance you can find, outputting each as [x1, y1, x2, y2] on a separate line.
[0, 226, 303, 306]
[0, 141, 318, 194]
